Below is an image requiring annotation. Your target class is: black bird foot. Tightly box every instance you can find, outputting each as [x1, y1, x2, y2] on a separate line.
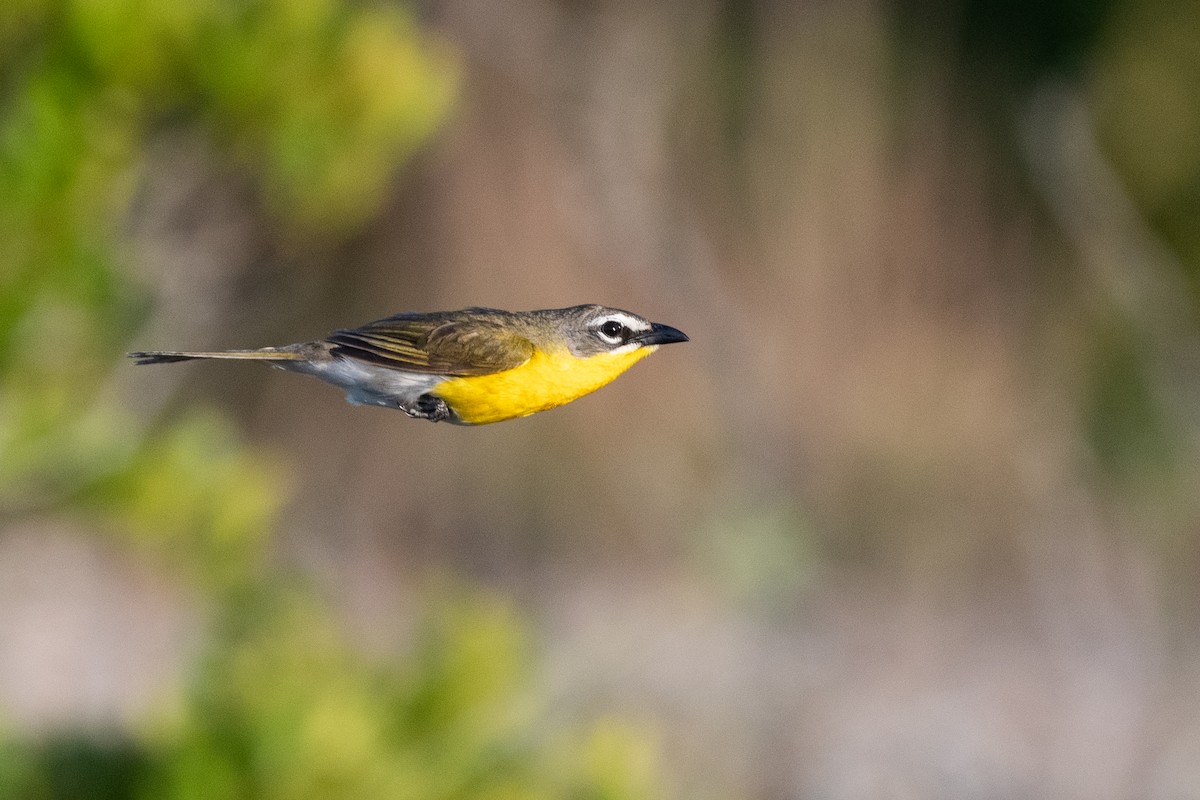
[408, 393, 452, 422]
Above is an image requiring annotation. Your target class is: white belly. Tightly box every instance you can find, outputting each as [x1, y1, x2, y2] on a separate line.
[283, 357, 446, 410]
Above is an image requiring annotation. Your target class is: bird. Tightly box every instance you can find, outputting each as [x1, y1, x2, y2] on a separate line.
[129, 304, 689, 425]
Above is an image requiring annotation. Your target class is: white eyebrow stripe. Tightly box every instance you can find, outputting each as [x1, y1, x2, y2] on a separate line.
[598, 312, 650, 331]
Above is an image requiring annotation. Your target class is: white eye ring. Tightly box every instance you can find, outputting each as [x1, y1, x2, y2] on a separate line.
[596, 319, 626, 344]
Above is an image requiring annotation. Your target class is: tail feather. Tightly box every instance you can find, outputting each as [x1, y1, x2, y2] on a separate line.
[128, 348, 304, 366]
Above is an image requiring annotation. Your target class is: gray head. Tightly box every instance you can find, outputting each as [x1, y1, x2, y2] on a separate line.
[541, 304, 689, 357]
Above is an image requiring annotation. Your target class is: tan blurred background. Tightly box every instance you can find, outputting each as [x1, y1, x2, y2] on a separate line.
[4, 0, 1200, 798]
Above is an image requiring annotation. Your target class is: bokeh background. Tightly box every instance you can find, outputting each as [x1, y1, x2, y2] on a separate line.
[2, 0, 1200, 798]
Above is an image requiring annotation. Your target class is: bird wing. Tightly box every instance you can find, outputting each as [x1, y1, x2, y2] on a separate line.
[325, 311, 534, 376]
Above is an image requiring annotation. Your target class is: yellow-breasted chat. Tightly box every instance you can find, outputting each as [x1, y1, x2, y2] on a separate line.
[130, 305, 689, 424]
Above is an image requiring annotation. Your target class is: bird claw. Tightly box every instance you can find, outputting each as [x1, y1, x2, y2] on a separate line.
[408, 393, 451, 423]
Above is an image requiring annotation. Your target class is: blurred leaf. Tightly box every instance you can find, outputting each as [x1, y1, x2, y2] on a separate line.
[578, 718, 664, 800]
[81, 410, 286, 592]
[0, 736, 42, 800]
[1093, 1, 1200, 294]
[135, 591, 667, 800]
[1084, 321, 1177, 481]
[0, 733, 151, 800]
[702, 500, 819, 611]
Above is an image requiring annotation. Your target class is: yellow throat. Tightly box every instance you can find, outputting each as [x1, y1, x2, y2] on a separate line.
[433, 345, 656, 425]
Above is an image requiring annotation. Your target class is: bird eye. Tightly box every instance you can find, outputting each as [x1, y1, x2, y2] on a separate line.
[598, 320, 626, 342]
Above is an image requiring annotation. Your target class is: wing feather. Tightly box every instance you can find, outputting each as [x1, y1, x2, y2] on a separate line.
[326, 311, 533, 376]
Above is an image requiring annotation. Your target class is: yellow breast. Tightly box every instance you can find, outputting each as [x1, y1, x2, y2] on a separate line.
[432, 346, 655, 425]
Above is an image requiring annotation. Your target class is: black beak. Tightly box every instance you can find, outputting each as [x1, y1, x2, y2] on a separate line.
[640, 322, 689, 346]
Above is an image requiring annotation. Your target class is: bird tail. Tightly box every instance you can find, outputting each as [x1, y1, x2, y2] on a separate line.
[128, 348, 306, 366]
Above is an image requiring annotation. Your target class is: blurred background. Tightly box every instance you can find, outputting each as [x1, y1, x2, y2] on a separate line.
[2, 0, 1200, 797]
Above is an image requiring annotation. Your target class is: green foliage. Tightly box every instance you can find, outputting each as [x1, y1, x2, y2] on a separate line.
[81, 410, 287, 592]
[0, 735, 150, 800]
[0, 595, 667, 800]
[0, 0, 457, 233]
[1093, 2, 1200, 294]
[1083, 321, 1179, 488]
[137, 592, 664, 800]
